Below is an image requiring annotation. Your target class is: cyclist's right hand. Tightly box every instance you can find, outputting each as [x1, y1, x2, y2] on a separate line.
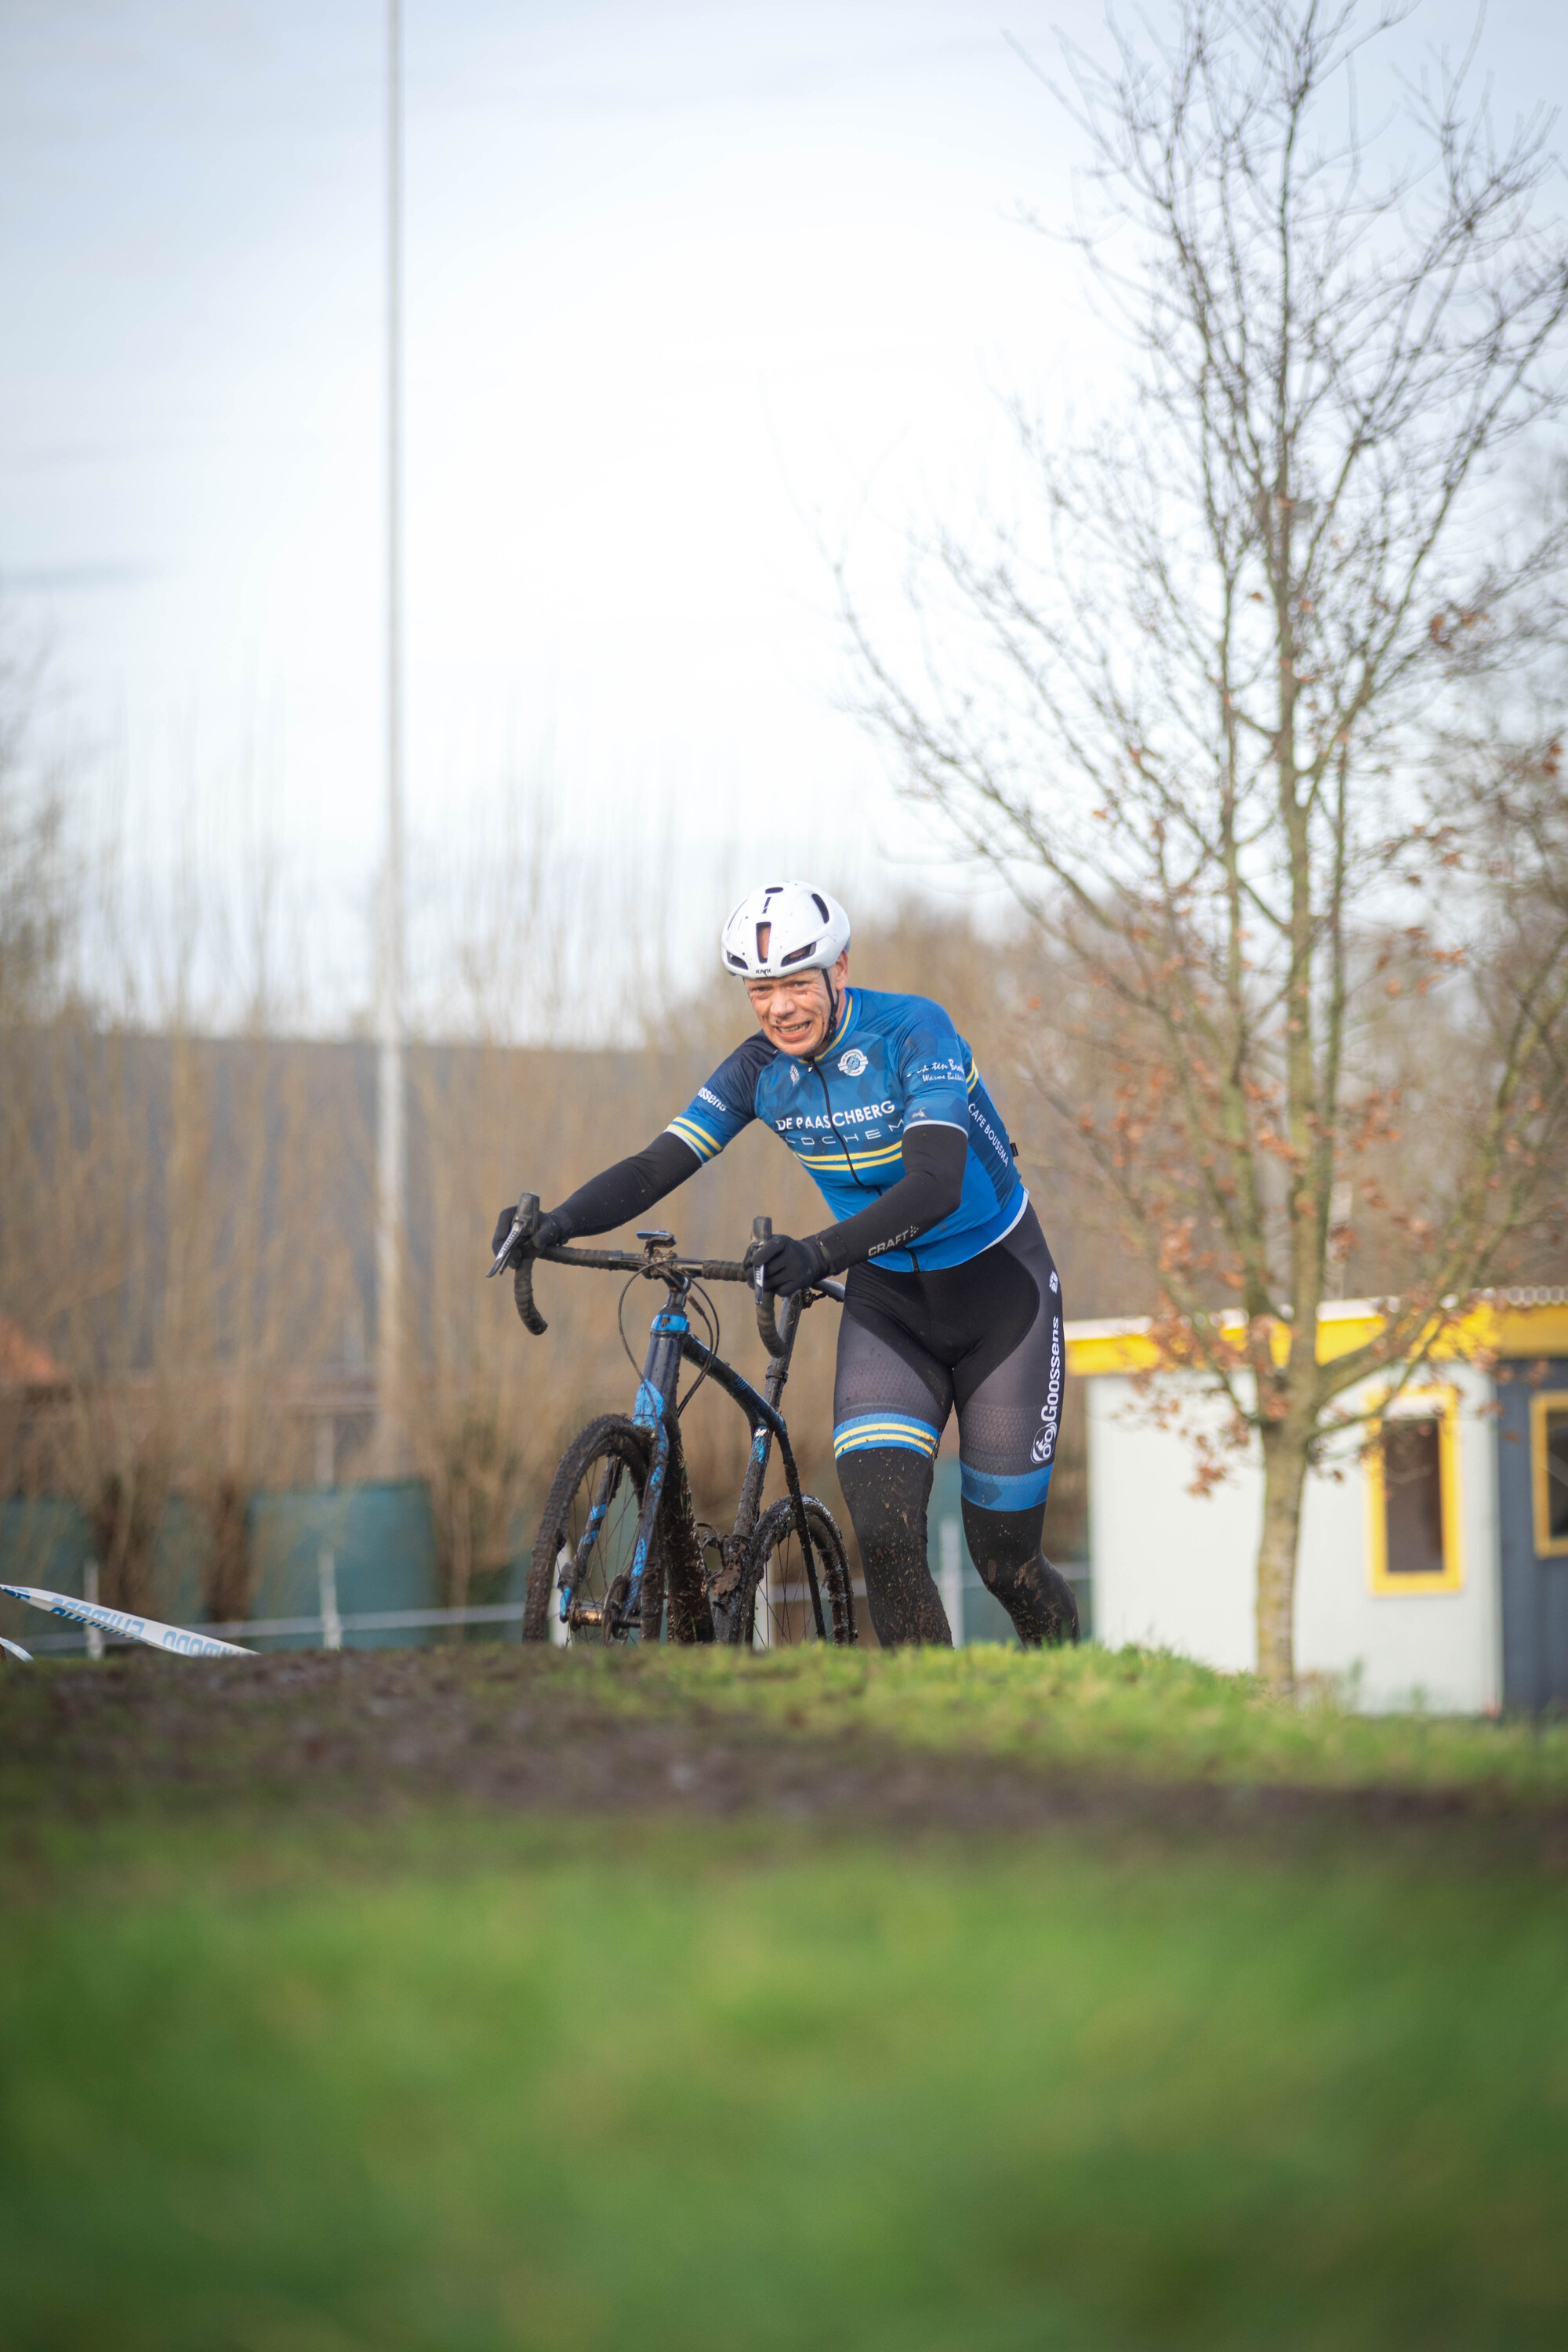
[491, 1203, 564, 1268]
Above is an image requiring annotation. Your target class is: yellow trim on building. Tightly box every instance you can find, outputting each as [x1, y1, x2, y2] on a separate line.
[1062, 1296, 1568, 1381]
[1530, 1391, 1568, 1559]
[1363, 1385, 1465, 1595]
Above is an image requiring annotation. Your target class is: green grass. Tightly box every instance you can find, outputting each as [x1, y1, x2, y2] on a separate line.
[2, 1646, 1566, 2348]
[9, 1641, 1568, 1817]
[501, 1639, 1568, 1798]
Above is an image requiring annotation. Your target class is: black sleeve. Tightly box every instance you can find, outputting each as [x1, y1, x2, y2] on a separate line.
[812, 1125, 968, 1275]
[547, 1131, 702, 1242]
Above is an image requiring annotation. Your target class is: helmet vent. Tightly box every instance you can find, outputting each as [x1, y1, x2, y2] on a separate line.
[719, 880, 849, 982]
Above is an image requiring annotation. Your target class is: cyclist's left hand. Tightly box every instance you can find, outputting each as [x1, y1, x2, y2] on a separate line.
[491, 1203, 564, 1268]
[746, 1230, 829, 1297]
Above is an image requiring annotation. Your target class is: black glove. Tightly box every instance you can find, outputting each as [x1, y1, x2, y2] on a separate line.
[491, 1203, 564, 1269]
[745, 1231, 829, 1298]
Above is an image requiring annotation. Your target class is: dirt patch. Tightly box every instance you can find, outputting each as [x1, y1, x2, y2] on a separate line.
[5, 1646, 1567, 1870]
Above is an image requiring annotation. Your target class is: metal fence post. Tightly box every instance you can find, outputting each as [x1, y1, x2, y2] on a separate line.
[83, 1560, 104, 1660]
[318, 1548, 343, 1650]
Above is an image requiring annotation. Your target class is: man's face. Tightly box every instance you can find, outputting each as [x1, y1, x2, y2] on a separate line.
[744, 951, 849, 1058]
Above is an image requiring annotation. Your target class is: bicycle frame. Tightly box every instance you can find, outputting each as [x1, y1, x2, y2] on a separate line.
[505, 1211, 840, 1643]
[622, 1285, 823, 1637]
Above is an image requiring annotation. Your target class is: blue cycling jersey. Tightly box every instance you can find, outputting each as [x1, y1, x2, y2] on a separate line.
[667, 986, 1026, 1273]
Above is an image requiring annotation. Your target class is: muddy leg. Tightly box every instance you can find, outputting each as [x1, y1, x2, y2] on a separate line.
[836, 1446, 953, 1648]
[960, 1500, 1079, 1647]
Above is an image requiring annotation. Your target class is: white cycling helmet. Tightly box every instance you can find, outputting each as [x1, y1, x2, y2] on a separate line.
[720, 881, 851, 979]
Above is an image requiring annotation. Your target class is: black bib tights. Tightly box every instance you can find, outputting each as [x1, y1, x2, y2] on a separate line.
[830, 1203, 1078, 1650]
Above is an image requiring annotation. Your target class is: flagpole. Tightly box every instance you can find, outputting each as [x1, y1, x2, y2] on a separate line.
[375, 0, 406, 1473]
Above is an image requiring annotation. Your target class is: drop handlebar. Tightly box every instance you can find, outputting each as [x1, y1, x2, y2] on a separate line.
[492, 1191, 842, 1341]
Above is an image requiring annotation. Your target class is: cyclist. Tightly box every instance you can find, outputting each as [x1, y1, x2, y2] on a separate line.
[492, 881, 1076, 1649]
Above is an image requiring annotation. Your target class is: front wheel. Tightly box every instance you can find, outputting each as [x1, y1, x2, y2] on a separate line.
[524, 1416, 661, 1644]
[739, 1495, 856, 1649]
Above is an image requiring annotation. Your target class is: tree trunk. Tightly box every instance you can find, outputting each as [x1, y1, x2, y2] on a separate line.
[1255, 1420, 1310, 1693]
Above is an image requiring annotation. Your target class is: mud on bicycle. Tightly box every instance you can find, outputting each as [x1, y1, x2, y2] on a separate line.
[494, 1193, 857, 1648]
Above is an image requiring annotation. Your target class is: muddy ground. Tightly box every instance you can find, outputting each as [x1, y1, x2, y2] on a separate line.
[5, 1646, 1567, 1873]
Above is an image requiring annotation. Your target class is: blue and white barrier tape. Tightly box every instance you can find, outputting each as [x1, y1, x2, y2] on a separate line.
[0, 1584, 252, 1660]
[1, 1633, 32, 1662]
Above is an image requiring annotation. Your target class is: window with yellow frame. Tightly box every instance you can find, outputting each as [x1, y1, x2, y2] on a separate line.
[1531, 1392, 1568, 1559]
[1364, 1386, 1464, 1595]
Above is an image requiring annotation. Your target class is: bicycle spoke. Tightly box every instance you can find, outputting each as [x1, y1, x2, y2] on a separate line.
[743, 1497, 855, 1649]
[568, 1457, 626, 1589]
[528, 1419, 655, 1645]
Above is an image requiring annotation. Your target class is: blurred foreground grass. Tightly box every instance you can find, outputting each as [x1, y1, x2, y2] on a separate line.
[2, 1645, 1566, 2349]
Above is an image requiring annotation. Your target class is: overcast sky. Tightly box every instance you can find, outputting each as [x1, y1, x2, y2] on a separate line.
[2, 0, 1564, 1028]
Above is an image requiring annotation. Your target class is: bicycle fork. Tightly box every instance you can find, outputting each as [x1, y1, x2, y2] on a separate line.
[558, 1297, 687, 1639]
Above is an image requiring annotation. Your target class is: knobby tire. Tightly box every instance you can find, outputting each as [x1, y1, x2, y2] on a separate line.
[740, 1494, 856, 1648]
[524, 1416, 659, 1644]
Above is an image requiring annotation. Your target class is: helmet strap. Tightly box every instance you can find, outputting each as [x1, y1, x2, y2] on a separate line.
[811, 971, 838, 1063]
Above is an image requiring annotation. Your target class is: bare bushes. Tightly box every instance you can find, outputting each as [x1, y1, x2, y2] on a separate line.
[1, 1023, 364, 1617]
[200, 1473, 252, 1624]
[85, 1452, 167, 1616]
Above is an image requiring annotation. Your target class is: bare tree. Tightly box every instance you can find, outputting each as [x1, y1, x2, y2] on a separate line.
[848, 0, 1568, 1686]
[0, 632, 74, 1026]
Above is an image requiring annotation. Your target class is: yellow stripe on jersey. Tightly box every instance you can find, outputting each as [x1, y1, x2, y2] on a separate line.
[797, 1138, 905, 1171]
[666, 1117, 721, 1162]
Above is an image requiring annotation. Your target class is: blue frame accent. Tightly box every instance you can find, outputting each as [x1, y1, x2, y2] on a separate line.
[557, 1300, 691, 1633]
[609, 1301, 691, 1624]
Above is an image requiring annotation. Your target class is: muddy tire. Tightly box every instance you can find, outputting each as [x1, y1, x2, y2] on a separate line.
[737, 1494, 856, 1648]
[524, 1416, 661, 1644]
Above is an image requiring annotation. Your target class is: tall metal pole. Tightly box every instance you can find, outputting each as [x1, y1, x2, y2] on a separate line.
[376, 0, 406, 1473]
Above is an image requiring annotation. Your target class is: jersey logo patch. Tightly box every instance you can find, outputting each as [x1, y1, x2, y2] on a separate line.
[789, 1064, 800, 1083]
[837, 1049, 868, 1076]
[1032, 1429, 1054, 1465]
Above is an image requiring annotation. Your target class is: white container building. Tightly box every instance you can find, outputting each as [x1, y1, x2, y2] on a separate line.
[1067, 1294, 1568, 1711]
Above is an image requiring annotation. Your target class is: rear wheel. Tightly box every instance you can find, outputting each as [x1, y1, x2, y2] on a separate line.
[741, 1495, 856, 1648]
[524, 1416, 660, 1644]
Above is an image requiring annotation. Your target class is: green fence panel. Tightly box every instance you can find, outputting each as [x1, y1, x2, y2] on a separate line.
[249, 1481, 440, 1647]
[1, 1483, 452, 1653]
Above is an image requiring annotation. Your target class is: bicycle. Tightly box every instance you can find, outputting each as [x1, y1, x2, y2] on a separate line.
[494, 1194, 857, 1648]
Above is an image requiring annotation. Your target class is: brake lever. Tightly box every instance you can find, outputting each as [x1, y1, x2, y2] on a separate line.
[492, 1190, 548, 1334]
[488, 1188, 539, 1279]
